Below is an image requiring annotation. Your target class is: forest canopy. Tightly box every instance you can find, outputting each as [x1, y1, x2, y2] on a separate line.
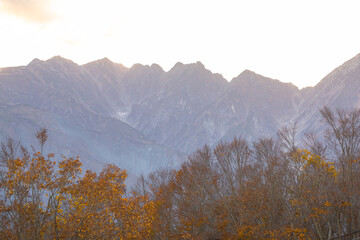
[1, 107, 360, 239]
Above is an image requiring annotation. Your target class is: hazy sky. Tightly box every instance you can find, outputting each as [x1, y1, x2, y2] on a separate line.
[0, 0, 359, 88]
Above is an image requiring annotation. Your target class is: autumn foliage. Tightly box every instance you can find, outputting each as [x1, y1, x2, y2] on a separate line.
[0, 130, 154, 240]
[2, 107, 360, 239]
[133, 107, 360, 240]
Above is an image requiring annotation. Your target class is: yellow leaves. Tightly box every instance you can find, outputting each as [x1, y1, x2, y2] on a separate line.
[5, 130, 360, 240]
[293, 149, 339, 179]
[339, 201, 351, 207]
[237, 225, 259, 239]
[0, 147, 88, 239]
[280, 227, 309, 240]
[7, 189, 14, 196]
[327, 164, 339, 178]
[51, 164, 151, 239]
[310, 207, 329, 218]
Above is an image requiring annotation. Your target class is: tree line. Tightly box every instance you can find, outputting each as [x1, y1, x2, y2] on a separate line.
[1, 107, 360, 239]
[0, 128, 154, 239]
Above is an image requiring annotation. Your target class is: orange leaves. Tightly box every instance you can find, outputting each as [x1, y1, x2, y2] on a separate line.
[0, 130, 158, 239]
[5, 124, 360, 240]
[119, 194, 156, 239]
[339, 201, 351, 208]
[279, 227, 310, 240]
[52, 164, 155, 240]
[324, 200, 332, 207]
[58, 155, 82, 179]
[235, 225, 310, 239]
[292, 149, 339, 179]
[236, 225, 258, 239]
[0, 147, 159, 239]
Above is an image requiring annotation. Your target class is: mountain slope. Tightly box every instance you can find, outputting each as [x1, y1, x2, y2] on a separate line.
[83, 59, 165, 121]
[1, 53, 360, 179]
[295, 53, 360, 136]
[178, 70, 300, 152]
[127, 61, 228, 151]
[0, 57, 185, 183]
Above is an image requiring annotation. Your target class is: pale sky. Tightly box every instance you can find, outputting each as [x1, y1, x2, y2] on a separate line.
[0, 0, 359, 89]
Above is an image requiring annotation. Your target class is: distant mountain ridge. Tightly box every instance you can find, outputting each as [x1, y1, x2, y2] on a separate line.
[1, 53, 360, 179]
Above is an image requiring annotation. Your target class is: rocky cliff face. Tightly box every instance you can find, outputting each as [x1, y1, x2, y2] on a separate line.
[1, 53, 360, 179]
[127, 61, 228, 151]
[0, 57, 184, 184]
[295, 53, 360, 136]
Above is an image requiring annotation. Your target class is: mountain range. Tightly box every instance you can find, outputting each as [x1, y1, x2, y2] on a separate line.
[1, 53, 360, 182]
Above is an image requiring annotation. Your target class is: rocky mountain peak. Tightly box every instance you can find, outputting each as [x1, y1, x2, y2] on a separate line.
[337, 52, 360, 74]
[84, 58, 128, 74]
[171, 62, 184, 70]
[128, 63, 165, 76]
[194, 61, 205, 68]
[2, 53, 360, 181]
[25, 56, 82, 77]
[34, 56, 80, 73]
[48, 56, 76, 65]
[28, 58, 43, 66]
[237, 69, 257, 78]
[169, 61, 207, 73]
[92, 57, 114, 66]
[149, 63, 164, 73]
[230, 69, 265, 86]
[230, 69, 298, 91]
[130, 63, 144, 69]
[316, 53, 360, 88]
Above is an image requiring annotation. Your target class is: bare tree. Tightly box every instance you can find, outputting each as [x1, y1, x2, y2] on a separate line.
[320, 106, 360, 161]
[320, 106, 360, 233]
[35, 128, 48, 154]
[277, 122, 298, 154]
[214, 138, 251, 193]
[253, 137, 280, 167]
[303, 131, 327, 157]
[0, 138, 21, 163]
